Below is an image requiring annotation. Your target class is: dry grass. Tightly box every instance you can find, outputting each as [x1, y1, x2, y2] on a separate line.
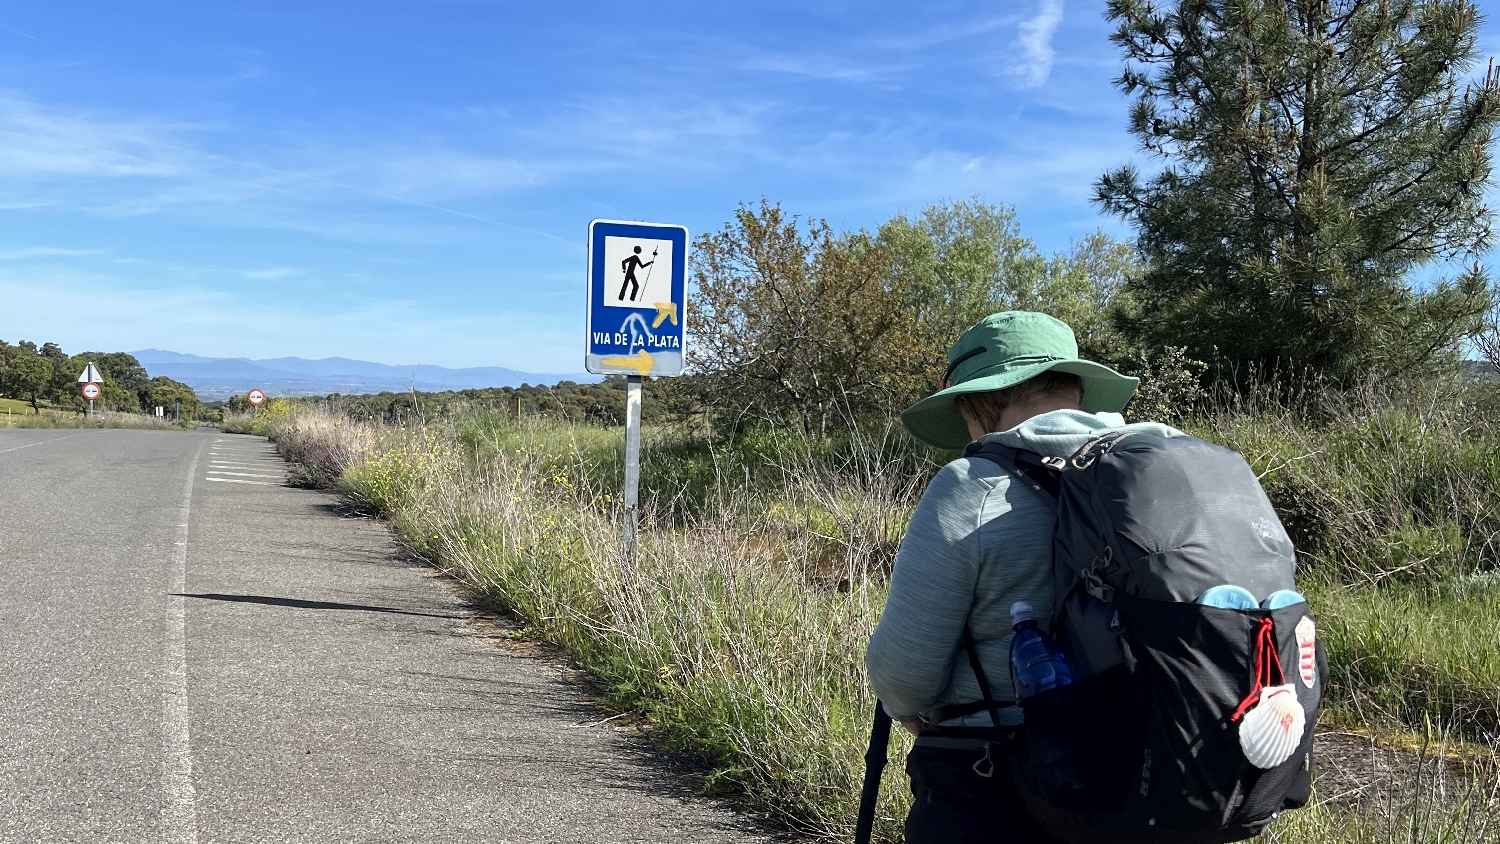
[1269, 729, 1499, 844]
[0, 407, 190, 429]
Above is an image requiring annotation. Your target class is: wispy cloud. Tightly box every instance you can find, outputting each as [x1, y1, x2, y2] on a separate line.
[507, 94, 775, 177]
[0, 246, 102, 260]
[870, 15, 1012, 52]
[730, 15, 1014, 87]
[866, 128, 1139, 230]
[0, 92, 572, 245]
[330, 149, 536, 199]
[1010, 0, 1066, 89]
[742, 52, 894, 83]
[0, 267, 580, 371]
[0, 96, 200, 180]
[241, 267, 303, 281]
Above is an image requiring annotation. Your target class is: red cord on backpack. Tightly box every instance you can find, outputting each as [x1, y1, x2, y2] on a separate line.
[1230, 617, 1285, 723]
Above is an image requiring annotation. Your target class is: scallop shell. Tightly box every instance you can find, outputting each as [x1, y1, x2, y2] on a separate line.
[1239, 684, 1306, 769]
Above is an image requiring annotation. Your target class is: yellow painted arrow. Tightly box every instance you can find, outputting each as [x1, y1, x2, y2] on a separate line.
[599, 349, 655, 376]
[651, 301, 678, 328]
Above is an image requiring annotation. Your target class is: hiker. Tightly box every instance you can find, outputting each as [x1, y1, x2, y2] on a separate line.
[865, 311, 1181, 843]
[618, 245, 654, 302]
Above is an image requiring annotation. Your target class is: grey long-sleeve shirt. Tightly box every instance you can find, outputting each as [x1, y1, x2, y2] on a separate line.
[866, 410, 1182, 726]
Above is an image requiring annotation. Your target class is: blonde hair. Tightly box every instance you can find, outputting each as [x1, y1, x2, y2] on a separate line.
[960, 370, 1083, 432]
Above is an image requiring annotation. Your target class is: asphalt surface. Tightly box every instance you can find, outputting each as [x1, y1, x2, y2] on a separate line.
[0, 429, 768, 843]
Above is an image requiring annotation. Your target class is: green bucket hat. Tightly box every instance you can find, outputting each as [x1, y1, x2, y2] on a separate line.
[901, 311, 1139, 450]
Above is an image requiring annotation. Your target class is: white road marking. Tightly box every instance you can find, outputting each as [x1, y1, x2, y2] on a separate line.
[205, 477, 277, 486]
[210, 462, 275, 470]
[163, 441, 202, 844]
[207, 470, 281, 479]
[0, 432, 86, 455]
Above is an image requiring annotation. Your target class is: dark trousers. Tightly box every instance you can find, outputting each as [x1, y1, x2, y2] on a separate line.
[904, 733, 1063, 844]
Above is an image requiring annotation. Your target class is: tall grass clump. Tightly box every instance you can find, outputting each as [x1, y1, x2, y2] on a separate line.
[220, 397, 299, 436]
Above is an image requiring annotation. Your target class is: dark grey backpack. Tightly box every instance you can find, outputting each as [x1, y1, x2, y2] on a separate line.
[966, 432, 1325, 844]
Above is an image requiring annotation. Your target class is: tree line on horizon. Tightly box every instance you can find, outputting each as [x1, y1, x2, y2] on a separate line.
[0, 342, 202, 417]
[296, 380, 633, 427]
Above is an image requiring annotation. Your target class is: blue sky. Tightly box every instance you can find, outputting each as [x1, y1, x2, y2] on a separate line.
[1, 2, 1496, 372]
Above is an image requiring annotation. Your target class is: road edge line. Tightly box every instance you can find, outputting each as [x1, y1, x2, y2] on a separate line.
[162, 437, 204, 844]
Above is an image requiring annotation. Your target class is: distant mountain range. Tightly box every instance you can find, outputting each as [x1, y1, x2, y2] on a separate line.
[131, 349, 599, 401]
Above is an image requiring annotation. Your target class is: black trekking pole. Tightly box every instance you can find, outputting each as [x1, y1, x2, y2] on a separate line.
[854, 699, 893, 844]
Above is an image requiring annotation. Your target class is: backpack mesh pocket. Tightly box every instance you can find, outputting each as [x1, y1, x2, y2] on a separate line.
[1015, 663, 1143, 811]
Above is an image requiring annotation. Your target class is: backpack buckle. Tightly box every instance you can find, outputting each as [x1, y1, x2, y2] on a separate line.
[1082, 569, 1115, 602]
[1071, 432, 1126, 470]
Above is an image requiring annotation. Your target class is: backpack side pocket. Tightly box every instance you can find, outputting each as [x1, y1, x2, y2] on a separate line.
[1014, 663, 1144, 811]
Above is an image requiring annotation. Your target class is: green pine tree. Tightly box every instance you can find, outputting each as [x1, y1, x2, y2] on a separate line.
[1095, 0, 1500, 386]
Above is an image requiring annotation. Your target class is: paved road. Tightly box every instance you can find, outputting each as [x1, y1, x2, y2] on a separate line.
[0, 429, 766, 843]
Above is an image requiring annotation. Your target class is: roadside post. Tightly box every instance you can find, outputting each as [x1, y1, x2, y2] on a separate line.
[585, 219, 689, 573]
[247, 388, 266, 417]
[78, 362, 103, 419]
[80, 381, 101, 416]
[174, 401, 181, 422]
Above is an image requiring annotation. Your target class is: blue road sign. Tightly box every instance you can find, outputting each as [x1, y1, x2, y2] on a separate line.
[586, 219, 688, 377]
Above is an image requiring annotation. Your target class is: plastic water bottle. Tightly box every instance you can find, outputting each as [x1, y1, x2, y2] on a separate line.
[1009, 601, 1072, 700]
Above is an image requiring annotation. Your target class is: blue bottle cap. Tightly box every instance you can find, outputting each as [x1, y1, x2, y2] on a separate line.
[1010, 601, 1036, 625]
[1197, 585, 1258, 610]
[1260, 589, 1306, 609]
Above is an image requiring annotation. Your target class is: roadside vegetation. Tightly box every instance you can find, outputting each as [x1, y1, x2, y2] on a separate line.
[0, 400, 196, 430]
[246, 381, 1498, 842]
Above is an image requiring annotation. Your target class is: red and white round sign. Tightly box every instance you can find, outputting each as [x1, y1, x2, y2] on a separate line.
[247, 388, 267, 406]
[80, 382, 101, 401]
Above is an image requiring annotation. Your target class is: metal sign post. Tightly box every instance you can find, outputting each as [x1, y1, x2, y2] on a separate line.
[585, 219, 690, 572]
[80, 381, 101, 417]
[247, 388, 266, 418]
[77, 362, 102, 420]
[622, 376, 643, 563]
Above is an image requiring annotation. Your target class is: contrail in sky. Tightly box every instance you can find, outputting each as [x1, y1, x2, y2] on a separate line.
[0, 22, 47, 44]
[183, 146, 578, 248]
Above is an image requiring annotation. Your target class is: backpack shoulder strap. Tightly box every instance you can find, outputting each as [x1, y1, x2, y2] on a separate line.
[961, 626, 1010, 741]
[966, 442, 1062, 501]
